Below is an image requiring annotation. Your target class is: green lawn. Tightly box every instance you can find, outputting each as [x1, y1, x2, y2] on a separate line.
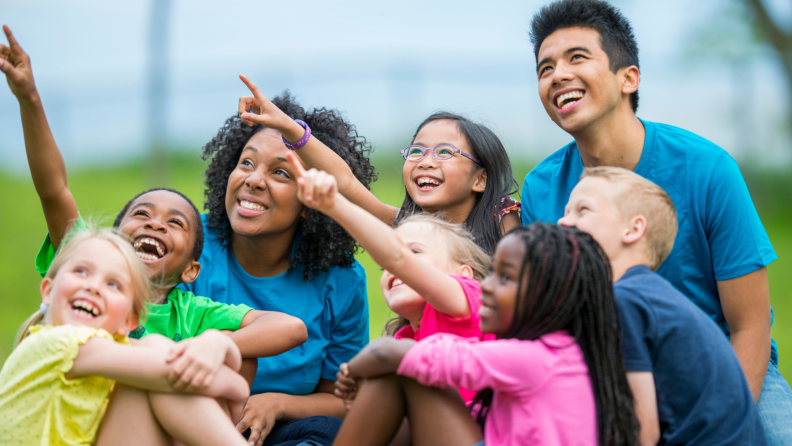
[1, 154, 790, 380]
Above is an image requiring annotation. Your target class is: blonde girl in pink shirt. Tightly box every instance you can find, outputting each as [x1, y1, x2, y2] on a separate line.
[286, 154, 494, 406]
[332, 223, 638, 446]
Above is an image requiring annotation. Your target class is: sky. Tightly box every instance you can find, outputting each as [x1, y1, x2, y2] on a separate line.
[0, 0, 790, 170]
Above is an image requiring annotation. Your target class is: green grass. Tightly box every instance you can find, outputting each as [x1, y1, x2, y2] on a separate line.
[1, 155, 791, 381]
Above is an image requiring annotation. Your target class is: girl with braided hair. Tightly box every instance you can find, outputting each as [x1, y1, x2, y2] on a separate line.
[331, 223, 638, 446]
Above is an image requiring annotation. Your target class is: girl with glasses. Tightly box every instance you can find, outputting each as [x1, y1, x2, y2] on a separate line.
[237, 76, 520, 255]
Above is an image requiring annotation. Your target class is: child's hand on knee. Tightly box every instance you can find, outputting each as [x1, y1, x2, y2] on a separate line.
[166, 330, 234, 392]
[288, 153, 340, 213]
[334, 363, 362, 412]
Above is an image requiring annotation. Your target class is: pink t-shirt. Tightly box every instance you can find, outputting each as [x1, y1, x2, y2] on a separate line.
[397, 332, 597, 446]
[394, 275, 495, 404]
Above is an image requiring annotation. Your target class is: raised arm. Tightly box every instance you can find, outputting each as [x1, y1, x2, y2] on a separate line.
[237, 74, 397, 224]
[0, 25, 79, 249]
[288, 153, 471, 318]
[68, 336, 249, 403]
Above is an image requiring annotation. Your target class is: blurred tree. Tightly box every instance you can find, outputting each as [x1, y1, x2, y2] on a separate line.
[744, 0, 792, 95]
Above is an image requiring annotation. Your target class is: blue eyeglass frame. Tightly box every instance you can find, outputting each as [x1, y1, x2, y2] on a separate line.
[400, 144, 483, 167]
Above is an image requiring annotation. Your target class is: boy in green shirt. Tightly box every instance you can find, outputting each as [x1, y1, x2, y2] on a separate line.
[1, 25, 307, 387]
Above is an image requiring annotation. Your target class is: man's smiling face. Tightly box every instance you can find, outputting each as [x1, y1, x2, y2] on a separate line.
[536, 26, 627, 135]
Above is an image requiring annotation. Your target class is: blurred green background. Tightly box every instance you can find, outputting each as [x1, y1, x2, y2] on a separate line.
[0, 153, 790, 382]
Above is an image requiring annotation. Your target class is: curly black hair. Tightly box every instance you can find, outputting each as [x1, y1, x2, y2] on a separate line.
[113, 187, 204, 261]
[202, 92, 377, 280]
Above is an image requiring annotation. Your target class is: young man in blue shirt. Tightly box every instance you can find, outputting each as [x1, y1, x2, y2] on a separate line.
[559, 166, 766, 445]
[523, 0, 791, 441]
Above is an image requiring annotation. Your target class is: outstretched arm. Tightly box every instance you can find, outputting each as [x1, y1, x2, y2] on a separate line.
[288, 153, 471, 318]
[228, 310, 308, 358]
[237, 74, 398, 224]
[68, 336, 249, 404]
[0, 25, 79, 249]
[346, 337, 416, 379]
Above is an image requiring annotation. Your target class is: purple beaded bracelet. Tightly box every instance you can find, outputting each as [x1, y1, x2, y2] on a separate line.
[282, 119, 311, 150]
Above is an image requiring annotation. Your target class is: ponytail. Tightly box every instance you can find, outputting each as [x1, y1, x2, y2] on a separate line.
[14, 310, 45, 349]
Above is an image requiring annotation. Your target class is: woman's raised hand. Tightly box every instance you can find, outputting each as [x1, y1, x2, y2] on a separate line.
[238, 74, 290, 128]
[287, 152, 340, 213]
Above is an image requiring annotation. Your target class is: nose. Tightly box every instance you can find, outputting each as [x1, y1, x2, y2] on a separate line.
[552, 61, 574, 86]
[245, 169, 267, 191]
[480, 271, 495, 294]
[557, 214, 573, 226]
[144, 218, 167, 233]
[416, 152, 439, 170]
[83, 275, 103, 296]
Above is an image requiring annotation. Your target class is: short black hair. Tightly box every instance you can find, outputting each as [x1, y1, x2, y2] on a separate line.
[113, 187, 204, 261]
[202, 92, 376, 281]
[530, 0, 640, 112]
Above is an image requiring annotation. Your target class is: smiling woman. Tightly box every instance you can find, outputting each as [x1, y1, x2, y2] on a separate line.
[182, 92, 376, 446]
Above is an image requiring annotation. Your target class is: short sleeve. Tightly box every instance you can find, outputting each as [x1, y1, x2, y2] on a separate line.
[321, 274, 369, 381]
[182, 292, 253, 334]
[614, 288, 654, 372]
[397, 333, 554, 394]
[705, 155, 776, 280]
[35, 215, 88, 278]
[520, 177, 535, 225]
[27, 325, 114, 378]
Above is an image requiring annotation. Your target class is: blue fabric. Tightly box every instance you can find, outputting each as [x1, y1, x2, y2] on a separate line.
[520, 119, 779, 364]
[615, 265, 767, 445]
[180, 214, 369, 395]
[262, 416, 341, 446]
[757, 362, 792, 446]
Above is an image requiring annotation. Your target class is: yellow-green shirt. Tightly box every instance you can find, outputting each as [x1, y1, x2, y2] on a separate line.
[0, 325, 128, 445]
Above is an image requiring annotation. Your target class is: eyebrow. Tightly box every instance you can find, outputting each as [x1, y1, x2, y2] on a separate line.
[276, 156, 288, 162]
[411, 142, 455, 148]
[242, 146, 258, 153]
[536, 46, 593, 73]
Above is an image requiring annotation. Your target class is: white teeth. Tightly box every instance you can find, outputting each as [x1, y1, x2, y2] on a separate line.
[556, 90, 584, 108]
[479, 305, 494, 316]
[133, 238, 165, 257]
[417, 177, 440, 187]
[136, 252, 159, 261]
[72, 299, 99, 317]
[391, 279, 403, 288]
[240, 200, 266, 211]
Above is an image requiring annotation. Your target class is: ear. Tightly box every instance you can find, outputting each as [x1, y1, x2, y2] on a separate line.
[620, 65, 640, 96]
[455, 264, 474, 278]
[180, 260, 202, 284]
[472, 169, 487, 193]
[40, 277, 53, 306]
[117, 314, 140, 336]
[622, 214, 647, 245]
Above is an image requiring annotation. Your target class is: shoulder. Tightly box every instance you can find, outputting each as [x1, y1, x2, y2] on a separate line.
[524, 142, 577, 184]
[648, 121, 730, 161]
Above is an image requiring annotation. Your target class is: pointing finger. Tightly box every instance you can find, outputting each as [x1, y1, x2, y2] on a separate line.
[3, 25, 21, 52]
[286, 152, 307, 178]
[239, 73, 265, 102]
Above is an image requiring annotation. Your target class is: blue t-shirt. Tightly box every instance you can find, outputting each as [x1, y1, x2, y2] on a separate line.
[615, 265, 766, 445]
[521, 120, 779, 364]
[180, 215, 369, 395]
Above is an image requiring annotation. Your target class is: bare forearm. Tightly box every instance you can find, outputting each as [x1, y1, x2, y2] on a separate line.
[347, 338, 415, 379]
[228, 312, 307, 358]
[731, 329, 771, 401]
[18, 95, 69, 200]
[266, 391, 347, 421]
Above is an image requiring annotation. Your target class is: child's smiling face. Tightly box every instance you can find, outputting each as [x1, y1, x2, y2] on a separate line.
[116, 190, 199, 286]
[41, 238, 138, 335]
[380, 221, 460, 322]
[403, 120, 486, 218]
[479, 233, 524, 336]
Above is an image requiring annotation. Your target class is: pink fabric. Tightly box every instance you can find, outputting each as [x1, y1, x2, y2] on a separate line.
[394, 275, 495, 404]
[397, 332, 597, 446]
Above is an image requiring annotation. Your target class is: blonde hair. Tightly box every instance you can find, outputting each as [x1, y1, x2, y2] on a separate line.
[580, 166, 678, 270]
[15, 227, 151, 347]
[384, 213, 492, 335]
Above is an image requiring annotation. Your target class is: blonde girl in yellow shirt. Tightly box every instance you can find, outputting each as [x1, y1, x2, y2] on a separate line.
[0, 228, 252, 446]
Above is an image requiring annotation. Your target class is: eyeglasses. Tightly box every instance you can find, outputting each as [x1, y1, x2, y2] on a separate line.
[400, 144, 483, 167]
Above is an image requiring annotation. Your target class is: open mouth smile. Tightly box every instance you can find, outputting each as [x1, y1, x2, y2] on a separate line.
[133, 236, 167, 263]
[414, 176, 443, 191]
[237, 199, 268, 217]
[554, 89, 585, 113]
[388, 276, 404, 290]
[70, 298, 101, 319]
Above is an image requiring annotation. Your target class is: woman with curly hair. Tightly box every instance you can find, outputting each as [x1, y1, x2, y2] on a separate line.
[180, 85, 376, 446]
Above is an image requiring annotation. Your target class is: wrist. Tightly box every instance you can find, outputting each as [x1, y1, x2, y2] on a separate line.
[17, 90, 42, 108]
[281, 119, 306, 143]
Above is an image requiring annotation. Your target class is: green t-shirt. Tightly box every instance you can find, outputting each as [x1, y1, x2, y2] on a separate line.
[35, 216, 252, 341]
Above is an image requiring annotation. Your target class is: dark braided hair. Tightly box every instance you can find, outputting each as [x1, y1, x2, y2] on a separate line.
[202, 92, 376, 280]
[395, 112, 518, 256]
[472, 223, 638, 446]
[113, 187, 204, 261]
